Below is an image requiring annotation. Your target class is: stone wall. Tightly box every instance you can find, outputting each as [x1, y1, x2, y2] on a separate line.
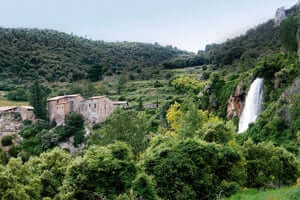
[79, 97, 115, 124]
[0, 112, 23, 137]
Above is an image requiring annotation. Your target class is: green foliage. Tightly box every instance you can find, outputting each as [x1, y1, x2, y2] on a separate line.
[1, 135, 14, 146]
[64, 112, 85, 145]
[29, 81, 48, 120]
[26, 148, 72, 199]
[0, 149, 8, 165]
[143, 138, 246, 200]
[87, 64, 103, 82]
[88, 109, 151, 155]
[243, 140, 299, 188]
[0, 158, 42, 200]
[132, 173, 158, 200]
[117, 73, 128, 95]
[205, 19, 280, 66]
[201, 121, 235, 144]
[162, 55, 209, 69]
[223, 186, 300, 200]
[0, 28, 187, 83]
[280, 16, 299, 53]
[58, 142, 137, 199]
[5, 88, 28, 101]
[66, 80, 96, 98]
[171, 75, 206, 94]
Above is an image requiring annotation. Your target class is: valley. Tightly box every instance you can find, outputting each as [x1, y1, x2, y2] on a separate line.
[0, 1, 299, 200]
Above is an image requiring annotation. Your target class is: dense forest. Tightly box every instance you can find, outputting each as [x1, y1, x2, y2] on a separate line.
[0, 3, 300, 200]
[0, 27, 189, 83]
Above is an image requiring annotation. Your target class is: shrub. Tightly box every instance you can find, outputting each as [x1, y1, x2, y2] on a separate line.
[1, 135, 14, 146]
[64, 112, 85, 140]
[143, 138, 246, 200]
[59, 142, 137, 199]
[132, 173, 158, 200]
[243, 140, 299, 188]
[8, 145, 21, 157]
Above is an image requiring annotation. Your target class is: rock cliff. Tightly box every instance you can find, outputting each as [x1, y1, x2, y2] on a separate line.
[274, 7, 286, 27]
[227, 83, 246, 119]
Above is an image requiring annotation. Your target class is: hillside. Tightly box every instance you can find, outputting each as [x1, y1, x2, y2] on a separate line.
[0, 27, 189, 83]
[0, 2, 299, 200]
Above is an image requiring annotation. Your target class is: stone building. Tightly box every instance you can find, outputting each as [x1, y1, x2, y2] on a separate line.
[48, 94, 85, 125]
[48, 94, 128, 125]
[0, 106, 34, 136]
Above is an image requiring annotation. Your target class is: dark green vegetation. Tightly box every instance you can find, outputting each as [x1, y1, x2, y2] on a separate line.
[0, 4, 300, 200]
[223, 186, 300, 200]
[0, 27, 189, 83]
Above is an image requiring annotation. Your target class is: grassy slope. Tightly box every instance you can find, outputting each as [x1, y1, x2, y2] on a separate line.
[0, 66, 206, 107]
[0, 91, 28, 106]
[98, 66, 206, 106]
[223, 186, 300, 200]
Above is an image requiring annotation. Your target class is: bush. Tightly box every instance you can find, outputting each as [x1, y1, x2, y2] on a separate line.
[0, 149, 8, 165]
[59, 142, 137, 199]
[64, 112, 85, 139]
[6, 88, 28, 101]
[1, 135, 14, 146]
[132, 173, 158, 200]
[243, 140, 299, 188]
[154, 80, 163, 88]
[8, 145, 21, 157]
[143, 138, 246, 200]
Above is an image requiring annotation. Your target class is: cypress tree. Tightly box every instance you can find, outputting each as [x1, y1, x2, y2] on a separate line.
[29, 81, 48, 120]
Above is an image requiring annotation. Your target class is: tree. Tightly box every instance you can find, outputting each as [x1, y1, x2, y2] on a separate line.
[88, 64, 103, 82]
[143, 138, 246, 199]
[88, 109, 151, 155]
[137, 97, 144, 111]
[117, 73, 128, 95]
[58, 142, 138, 199]
[29, 81, 48, 120]
[243, 140, 298, 188]
[26, 148, 72, 199]
[280, 17, 299, 53]
[64, 112, 85, 146]
[0, 158, 42, 200]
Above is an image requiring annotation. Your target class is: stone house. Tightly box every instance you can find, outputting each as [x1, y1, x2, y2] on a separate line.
[48, 94, 85, 125]
[0, 106, 34, 136]
[48, 94, 128, 125]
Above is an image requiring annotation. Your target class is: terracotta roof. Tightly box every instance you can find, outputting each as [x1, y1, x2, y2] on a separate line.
[48, 94, 81, 101]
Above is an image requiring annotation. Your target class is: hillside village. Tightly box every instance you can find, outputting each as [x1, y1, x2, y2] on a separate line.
[0, 1, 300, 199]
[0, 95, 128, 135]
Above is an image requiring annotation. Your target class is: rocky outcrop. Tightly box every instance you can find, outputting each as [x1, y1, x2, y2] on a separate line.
[227, 83, 246, 119]
[278, 77, 300, 123]
[274, 7, 286, 27]
[0, 112, 24, 136]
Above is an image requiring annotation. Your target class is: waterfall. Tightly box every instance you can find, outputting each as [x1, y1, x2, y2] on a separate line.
[238, 78, 264, 133]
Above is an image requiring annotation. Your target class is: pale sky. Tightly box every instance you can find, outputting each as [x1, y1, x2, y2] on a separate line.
[0, 0, 297, 52]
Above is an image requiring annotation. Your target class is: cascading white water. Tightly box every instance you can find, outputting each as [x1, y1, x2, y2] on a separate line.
[238, 78, 264, 133]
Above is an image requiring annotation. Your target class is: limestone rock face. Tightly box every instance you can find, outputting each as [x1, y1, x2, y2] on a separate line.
[274, 7, 286, 27]
[0, 112, 23, 136]
[227, 84, 246, 119]
[278, 77, 300, 123]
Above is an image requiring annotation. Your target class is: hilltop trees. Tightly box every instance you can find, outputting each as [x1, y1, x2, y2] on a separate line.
[280, 16, 299, 53]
